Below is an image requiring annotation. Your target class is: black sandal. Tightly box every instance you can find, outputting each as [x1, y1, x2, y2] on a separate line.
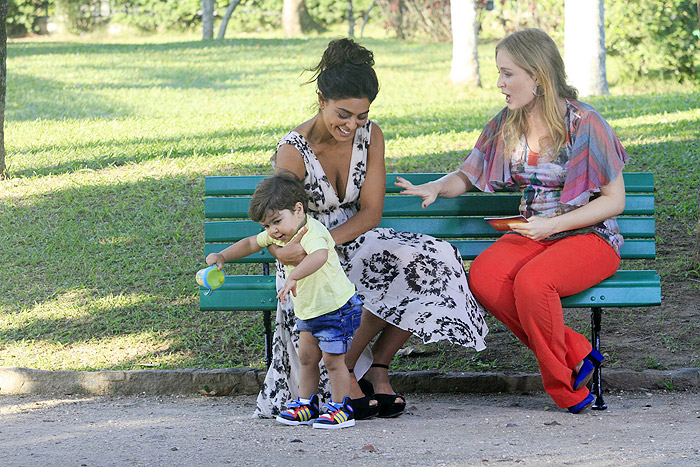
[348, 368, 380, 420]
[361, 363, 406, 418]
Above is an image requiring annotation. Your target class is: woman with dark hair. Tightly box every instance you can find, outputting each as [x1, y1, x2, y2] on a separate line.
[254, 38, 488, 419]
[397, 29, 628, 413]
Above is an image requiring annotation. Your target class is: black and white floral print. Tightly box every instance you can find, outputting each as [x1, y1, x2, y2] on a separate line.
[255, 121, 488, 418]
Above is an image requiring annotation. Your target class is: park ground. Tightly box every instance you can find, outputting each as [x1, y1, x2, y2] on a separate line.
[1, 391, 699, 466]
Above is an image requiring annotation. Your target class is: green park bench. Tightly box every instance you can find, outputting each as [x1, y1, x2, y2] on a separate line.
[200, 172, 660, 410]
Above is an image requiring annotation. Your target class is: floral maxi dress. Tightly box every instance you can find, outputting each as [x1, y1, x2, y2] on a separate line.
[254, 121, 488, 417]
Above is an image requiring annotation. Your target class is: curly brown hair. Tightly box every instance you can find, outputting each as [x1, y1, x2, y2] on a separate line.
[248, 170, 309, 223]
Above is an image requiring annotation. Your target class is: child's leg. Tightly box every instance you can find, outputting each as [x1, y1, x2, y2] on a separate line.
[322, 351, 351, 403]
[297, 331, 322, 399]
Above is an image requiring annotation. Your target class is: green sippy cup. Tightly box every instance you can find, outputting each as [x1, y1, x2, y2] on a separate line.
[196, 265, 225, 296]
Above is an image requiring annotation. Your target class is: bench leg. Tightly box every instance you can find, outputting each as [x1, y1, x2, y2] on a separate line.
[262, 263, 273, 368]
[263, 310, 273, 368]
[590, 306, 607, 410]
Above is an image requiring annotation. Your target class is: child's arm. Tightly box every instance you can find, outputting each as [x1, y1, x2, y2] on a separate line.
[206, 235, 263, 270]
[276, 248, 328, 302]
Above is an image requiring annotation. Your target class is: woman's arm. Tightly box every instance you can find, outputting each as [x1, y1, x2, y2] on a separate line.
[395, 170, 474, 209]
[328, 124, 387, 245]
[510, 175, 626, 241]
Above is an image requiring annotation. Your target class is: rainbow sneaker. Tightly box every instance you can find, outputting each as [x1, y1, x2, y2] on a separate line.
[312, 397, 355, 429]
[276, 394, 320, 426]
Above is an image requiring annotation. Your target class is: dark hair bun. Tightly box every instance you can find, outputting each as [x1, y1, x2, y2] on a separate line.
[308, 38, 379, 103]
[319, 38, 375, 70]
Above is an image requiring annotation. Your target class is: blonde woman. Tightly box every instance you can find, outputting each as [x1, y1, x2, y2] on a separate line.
[396, 29, 628, 413]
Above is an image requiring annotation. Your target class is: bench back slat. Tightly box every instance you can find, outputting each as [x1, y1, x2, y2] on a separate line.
[382, 172, 655, 194]
[205, 237, 655, 262]
[205, 192, 654, 218]
[206, 172, 655, 195]
[205, 216, 654, 242]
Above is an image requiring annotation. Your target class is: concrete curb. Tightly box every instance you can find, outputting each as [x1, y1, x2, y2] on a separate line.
[1, 366, 698, 396]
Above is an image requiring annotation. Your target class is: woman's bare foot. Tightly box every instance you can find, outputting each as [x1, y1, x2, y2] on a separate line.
[363, 365, 404, 404]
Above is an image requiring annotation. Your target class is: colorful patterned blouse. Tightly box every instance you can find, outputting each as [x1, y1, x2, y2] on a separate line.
[459, 99, 629, 255]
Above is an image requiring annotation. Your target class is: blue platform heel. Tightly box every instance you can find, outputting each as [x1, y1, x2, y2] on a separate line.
[573, 348, 605, 391]
[568, 392, 595, 414]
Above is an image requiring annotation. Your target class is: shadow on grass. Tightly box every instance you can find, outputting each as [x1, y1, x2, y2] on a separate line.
[6, 38, 331, 123]
[6, 37, 324, 59]
[0, 170, 276, 369]
[7, 125, 288, 179]
[588, 92, 700, 120]
[9, 72, 137, 121]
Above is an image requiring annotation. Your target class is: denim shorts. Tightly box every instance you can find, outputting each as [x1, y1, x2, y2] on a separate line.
[295, 293, 363, 354]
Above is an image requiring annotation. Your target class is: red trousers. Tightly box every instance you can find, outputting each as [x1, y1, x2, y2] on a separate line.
[468, 233, 620, 408]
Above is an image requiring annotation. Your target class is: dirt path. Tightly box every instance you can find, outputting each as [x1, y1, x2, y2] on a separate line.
[1, 391, 699, 466]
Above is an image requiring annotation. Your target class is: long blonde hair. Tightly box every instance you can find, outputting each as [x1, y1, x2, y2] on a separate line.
[496, 29, 578, 158]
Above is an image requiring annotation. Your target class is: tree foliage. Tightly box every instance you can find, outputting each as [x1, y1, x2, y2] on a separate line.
[109, 0, 202, 32]
[7, 0, 50, 36]
[375, 0, 451, 40]
[55, 0, 108, 33]
[606, 0, 698, 82]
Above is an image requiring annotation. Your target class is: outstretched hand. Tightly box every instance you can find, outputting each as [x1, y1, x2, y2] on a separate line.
[277, 278, 297, 303]
[394, 176, 439, 209]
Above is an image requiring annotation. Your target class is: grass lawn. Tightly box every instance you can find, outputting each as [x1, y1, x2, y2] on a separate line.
[1, 32, 699, 372]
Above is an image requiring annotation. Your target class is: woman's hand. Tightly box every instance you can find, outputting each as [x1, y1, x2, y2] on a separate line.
[509, 216, 558, 242]
[268, 226, 308, 266]
[395, 176, 441, 209]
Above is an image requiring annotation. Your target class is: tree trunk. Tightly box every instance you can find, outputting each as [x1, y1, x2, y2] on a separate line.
[347, 0, 355, 38]
[0, 0, 7, 179]
[202, 0, 215, 40]
[360, 0, 376, 38]
[564, 0, 609, 96]
[449, 0, 481, 87]
[282, 0, 323, 37]
[217, 0, 244, 39]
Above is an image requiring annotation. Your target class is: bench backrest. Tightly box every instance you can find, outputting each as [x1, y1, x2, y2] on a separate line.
[204, 173, 655, 263]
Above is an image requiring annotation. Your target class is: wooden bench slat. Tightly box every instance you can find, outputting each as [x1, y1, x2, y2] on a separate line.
[205, 176, 264, 196]
[205, 193, 654, 218]
[200, 270, 661, 310]
[383, 172, 655, 194]
[199, 275, 277, 311]
[205, 216, 655, 243]
[206, 173, 655, 195]
[205, 238, 655, 262]
[561, 270, 661, 307]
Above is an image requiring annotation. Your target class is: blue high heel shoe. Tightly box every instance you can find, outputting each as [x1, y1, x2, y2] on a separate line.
[568, 392, 595, 414]
[573, 348, 605, 391]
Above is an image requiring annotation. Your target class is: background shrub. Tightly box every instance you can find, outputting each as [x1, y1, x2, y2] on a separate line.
[7, 0, 52, 36]
[606, 0, 698, 82]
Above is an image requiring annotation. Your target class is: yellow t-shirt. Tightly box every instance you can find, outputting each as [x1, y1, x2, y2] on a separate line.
[256, 215, 356, 320]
